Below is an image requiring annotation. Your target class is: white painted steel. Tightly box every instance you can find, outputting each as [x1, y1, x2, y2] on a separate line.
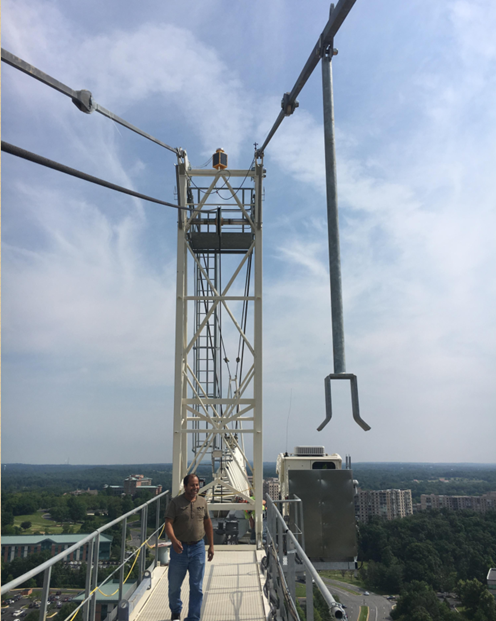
[172, 160, 264, 541]
[172, 161, 189, 496]
[253, 163, 264, 546]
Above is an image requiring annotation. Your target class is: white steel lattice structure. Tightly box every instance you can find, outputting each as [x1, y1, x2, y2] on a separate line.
[172, 156, 264, 544]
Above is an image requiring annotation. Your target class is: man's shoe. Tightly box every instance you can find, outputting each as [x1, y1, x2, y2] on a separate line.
[171, 614, 180, 620]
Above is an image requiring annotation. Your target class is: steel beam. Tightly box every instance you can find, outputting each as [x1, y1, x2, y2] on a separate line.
[322, 54, 345, 374]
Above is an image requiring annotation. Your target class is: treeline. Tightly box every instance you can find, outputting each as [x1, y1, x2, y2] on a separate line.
[1, 488, 164, 535]
[353, 463, 496, 502]
[1, 464, 176, 493]
[358, 510, 496, 620]
[4, 462, 495, 501]
[1, 462, 233, 494]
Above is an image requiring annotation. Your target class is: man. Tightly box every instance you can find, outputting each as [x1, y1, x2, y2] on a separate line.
[165, 474, 214, 621]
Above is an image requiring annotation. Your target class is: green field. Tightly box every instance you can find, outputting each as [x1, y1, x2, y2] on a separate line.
[319, 569, 367, 590]
[13, 511, 81, 535]
[358, 606, 369, 621]
[295, 583, 306, 597]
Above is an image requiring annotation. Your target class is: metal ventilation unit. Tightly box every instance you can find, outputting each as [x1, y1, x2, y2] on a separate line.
[294, 445, 326, 456]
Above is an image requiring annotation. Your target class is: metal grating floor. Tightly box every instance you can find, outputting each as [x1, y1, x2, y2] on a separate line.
[133, 547, 267, 621]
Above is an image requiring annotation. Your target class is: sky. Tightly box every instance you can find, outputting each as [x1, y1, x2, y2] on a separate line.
[2, 0, 496, 465]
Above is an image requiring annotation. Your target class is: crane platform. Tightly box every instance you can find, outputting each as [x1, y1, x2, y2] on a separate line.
[132, 546, 268, 621]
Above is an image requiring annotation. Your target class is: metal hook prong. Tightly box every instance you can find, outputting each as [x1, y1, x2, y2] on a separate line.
[317, 373, 371, 432]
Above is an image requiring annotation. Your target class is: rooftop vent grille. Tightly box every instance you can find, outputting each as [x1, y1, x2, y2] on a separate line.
[294, 446, 325, 456]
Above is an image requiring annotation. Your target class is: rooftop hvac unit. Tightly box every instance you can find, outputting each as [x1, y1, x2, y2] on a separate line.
[294, 446, 325, 456]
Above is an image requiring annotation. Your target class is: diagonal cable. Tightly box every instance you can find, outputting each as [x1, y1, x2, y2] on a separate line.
[2, 141, 182, 210]
[1, 48, 181, 155]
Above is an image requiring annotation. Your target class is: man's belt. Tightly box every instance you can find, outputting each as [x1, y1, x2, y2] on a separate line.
[180, 540, 202, 546]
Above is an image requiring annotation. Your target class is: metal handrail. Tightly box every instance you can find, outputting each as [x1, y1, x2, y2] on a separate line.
[1, 489, 170, 621]
[264, 495, 346, 621]
[1, 489, 170, 594]
[54, 520, 164, 621]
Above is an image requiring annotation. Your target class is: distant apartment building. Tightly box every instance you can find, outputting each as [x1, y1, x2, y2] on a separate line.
[263, 478, 280, 501]
[420, 491, 496, 513]
[355, 489, 413, 522]
[1, 534, 112, 563]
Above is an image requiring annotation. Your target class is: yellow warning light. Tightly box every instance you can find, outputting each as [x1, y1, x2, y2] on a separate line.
[213, 148, 228, 170]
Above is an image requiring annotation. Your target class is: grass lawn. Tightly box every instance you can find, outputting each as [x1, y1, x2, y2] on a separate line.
[13, 511, 81, 535]
[295, 582, 342, 604]
[319, 569, 367, 589]
[295, 583, 306, 597]
[358, 606, 369, 621]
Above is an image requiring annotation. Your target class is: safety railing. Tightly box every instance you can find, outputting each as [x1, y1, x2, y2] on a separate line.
[263, 495, 347, 621]
[1, 490, 170, 621]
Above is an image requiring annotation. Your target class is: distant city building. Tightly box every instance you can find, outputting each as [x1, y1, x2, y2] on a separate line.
[355, 489, 413, 522]
[105, 474, 162, 497]
[1, 534, 112, 563]
[123, 474, 162, 497]
[67, 487, 98, 496]
[263, 478, 280, 501]
[420, 491, 496, 513]
[104, 485, 124, 495]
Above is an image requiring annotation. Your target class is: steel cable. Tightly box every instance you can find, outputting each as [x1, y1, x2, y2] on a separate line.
[2, 141, 183, 210]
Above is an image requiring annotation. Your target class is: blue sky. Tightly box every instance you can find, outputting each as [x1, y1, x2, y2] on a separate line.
[2, 0, 496, 464]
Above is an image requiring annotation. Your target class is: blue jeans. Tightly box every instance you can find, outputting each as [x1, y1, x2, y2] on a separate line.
[168, 541, 205, 621]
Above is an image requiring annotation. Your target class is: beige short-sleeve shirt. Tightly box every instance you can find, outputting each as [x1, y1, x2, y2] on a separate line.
[165, 494, 208, 542]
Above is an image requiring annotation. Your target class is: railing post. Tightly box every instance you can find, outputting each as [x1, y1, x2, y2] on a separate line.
[119, 517, 127, 602]
[277, 513, 284, 568]
[271, 551, 286, 621]
[287, 539, 296, 604]
[299, 498, 305, 552]
[90, 533, 100, 621]
[154, 497, 161, 570]
[272, 504, 277, 552]
[83, 538, 95, 621]
[139, 504, 148, 581]
[306, 570, 314, 621]
[39, 566, 51, 621]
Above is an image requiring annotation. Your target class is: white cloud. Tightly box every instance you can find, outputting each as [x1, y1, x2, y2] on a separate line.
[2, 184, 176, 387]
[2, 0, 496, 463]
[2, 1, 255, 161]
[257, 3, 496, 461]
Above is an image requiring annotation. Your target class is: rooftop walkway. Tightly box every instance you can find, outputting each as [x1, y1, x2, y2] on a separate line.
[132, 546, 268, 621]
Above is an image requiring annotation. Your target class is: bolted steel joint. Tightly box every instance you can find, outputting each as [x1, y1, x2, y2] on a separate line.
[72, 89, 94, 114]
[281, 92, 299, 116]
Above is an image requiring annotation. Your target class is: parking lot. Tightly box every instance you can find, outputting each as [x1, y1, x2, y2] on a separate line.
[1, 591, 79, 621]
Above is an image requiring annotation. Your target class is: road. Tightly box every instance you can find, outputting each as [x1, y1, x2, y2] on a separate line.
[322, 578, 394, 621]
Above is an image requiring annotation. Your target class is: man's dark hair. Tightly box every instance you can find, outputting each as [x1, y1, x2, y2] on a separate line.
[183, 473, 199, 487]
